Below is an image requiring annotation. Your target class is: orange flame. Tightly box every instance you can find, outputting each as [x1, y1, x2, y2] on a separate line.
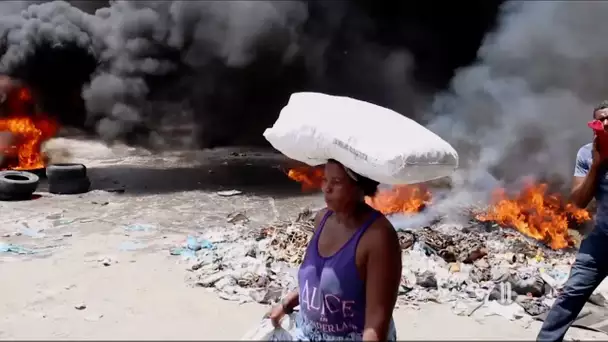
[286, 167, 431, 214]
[365, 185, 431, 214]
[0, 85, 58, 170]
[286, 167, 590, 250]
[476, 183, 590, 249]
[287, 166, 325, 192]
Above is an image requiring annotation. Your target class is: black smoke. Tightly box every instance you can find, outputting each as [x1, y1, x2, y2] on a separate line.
[426, 1, 608, 197]
[0, 0, 502, 149]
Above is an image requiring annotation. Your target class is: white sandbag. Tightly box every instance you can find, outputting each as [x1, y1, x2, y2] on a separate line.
[241, 314, 295, 341]
[263, 92, 459, 184]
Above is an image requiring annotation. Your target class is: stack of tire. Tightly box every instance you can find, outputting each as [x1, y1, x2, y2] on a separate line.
[46, 163, 91, 195]
[0, 163, 91, 201]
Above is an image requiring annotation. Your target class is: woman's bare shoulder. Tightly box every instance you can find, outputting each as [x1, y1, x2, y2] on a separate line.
[359, 213, 402, 276]
[363, 214, 400, 249]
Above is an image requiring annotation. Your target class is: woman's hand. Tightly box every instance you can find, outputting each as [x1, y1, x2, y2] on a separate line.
[266, 303, 286, 328]
[266, 290, 299, 328]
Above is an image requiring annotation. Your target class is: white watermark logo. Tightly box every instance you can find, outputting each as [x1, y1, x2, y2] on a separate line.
[497, 281, 513, 305]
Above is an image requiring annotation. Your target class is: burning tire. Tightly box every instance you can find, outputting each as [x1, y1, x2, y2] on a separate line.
[46, 163, 87, 181]
[0, 170, 39, 200]
[48, 176, 91, 195]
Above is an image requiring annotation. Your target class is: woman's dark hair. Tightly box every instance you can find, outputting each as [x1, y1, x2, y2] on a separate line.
[357, 175, 380, 197]
[327, 159, 379, 197]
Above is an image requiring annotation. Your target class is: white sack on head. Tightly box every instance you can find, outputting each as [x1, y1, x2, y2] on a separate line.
[263, 92, 459, 184]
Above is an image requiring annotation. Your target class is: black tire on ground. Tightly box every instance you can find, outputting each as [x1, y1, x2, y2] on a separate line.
[46, 163, 87, 181]
[48, 176, 91, 195]
[0, 170, 39, 199]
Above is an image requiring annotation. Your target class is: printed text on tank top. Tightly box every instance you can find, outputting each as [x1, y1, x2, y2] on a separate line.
[297, 209, 380, 336]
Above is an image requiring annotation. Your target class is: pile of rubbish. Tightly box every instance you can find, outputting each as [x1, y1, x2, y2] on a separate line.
[172, 209, 317, 304]
[170, 208, 606, 323]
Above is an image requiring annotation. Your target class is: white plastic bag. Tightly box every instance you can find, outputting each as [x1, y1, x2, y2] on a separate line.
[263, 92, 459, 184]
[241, 314, 296, 341]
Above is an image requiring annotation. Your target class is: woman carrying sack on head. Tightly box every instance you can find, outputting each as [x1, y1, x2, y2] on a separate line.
[267, 159, 401, 341]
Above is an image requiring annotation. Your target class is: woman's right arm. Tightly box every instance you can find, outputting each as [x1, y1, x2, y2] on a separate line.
[268, 208, 326, 326]
[277, 209, 327, 313]
[281, 208, 326, 309]
[281, 290, 299, 312]
[268, 290, 299, 327]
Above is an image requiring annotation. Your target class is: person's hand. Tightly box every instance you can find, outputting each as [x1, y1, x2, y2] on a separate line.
[266, 303, 286, 328]
[592, 136, 608, 169]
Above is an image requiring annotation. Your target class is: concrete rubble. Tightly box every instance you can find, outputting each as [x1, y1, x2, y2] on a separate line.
[171, 208, 608, 324]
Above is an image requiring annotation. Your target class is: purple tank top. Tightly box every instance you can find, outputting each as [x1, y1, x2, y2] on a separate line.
[297, 209, 380, 336]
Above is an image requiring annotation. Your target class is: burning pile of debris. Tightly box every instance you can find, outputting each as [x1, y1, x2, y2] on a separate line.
[175, 202, 588, 320]
[173, 166, 605, 322]
[0, 76, 93, 199]
[0, 76, 58, 171]
[287, 166, 589, 250]
[164, 166, 608, 329]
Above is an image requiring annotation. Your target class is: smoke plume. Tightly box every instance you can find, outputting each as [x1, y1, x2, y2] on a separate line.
[3, 0, 594, 198]
[0, 0, 427, 150]
[0, 0, 306, 147]
[427, 1, 608, 199]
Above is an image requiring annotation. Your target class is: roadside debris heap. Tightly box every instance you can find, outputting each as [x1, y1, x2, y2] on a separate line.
[172, 206, 593, 321]
[170, 169, 602, 323]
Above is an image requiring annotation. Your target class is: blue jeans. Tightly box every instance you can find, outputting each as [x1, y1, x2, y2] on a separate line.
[537, 230, 608, 342]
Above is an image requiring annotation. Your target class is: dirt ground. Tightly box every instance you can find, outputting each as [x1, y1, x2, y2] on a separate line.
[0, 138, 604, 340]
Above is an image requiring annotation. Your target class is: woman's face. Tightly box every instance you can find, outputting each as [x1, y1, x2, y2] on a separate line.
[322, 161, 360, 211]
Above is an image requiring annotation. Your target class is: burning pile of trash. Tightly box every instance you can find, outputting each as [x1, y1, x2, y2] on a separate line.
[171, 208, 576, 319]
[170, 168, 606, 323]
[0, 76, 59, 171]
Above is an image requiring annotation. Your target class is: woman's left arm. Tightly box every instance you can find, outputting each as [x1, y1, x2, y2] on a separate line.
[362, 221, 403, 341]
